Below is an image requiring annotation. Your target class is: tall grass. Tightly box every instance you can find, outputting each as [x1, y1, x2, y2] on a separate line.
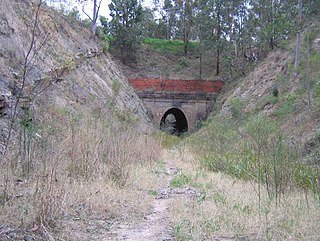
[0, 103, 161, 238]
[188, 114, 320, 206]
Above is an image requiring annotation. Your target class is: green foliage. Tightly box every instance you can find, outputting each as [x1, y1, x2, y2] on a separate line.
[63, 107, 83, 126]
[233, 202, 252, 214]
[81, 18, 92, 29]
[97, 27, 115, 53]
[147, 190, 158, 196]
[188, 108, 320, 205]
[203, 219, 221, 233]
[143, 38, 198, 55]
[170, 172, 192, 187]
[174, 219, 193, 240]
[114, 108, 139, 124]
[178, 57, 190, 68]
[112, 79, 122, 94]
[107, 0, 143, 62]
[152, 160, 166, 176]
[274, 94, 297, 118]
[259, 95, 278, 110]
[155, 132, 181, 149]
[230, 97, 247, 120]
[66, 8, 81, 22]
[210, 192, 227, 205]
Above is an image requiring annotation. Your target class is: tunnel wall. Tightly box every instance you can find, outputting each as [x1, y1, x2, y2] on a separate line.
[142, 97, 213, 132]
[128, 78, 223, 132]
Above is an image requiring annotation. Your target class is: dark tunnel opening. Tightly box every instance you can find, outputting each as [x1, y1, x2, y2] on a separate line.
[160, 108, 188, 136]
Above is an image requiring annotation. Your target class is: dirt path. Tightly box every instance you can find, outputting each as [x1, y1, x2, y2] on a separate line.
[108, 148, 197, 241]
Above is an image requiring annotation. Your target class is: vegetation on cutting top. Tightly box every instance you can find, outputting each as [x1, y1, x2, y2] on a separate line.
[143, 38, 198, 55]
[98, 0, 319, 74]
[51, 0, 320, 78]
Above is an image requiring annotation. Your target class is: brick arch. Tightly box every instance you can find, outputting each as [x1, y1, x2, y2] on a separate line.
[128, 78, 224, 132]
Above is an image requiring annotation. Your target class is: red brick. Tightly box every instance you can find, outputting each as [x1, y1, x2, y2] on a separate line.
[128, 79, 224, 93]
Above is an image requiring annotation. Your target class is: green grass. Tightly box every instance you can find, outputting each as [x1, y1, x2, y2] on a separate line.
[274, 93, 297, 118]
[143, 38, 198, 55]
[147, 190, 158, 196]
[188, 111, 320, 204]
[170, 173, 192, 187]
[155, 132, 181, 149]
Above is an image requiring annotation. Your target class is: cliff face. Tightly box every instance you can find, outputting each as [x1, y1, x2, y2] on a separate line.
[0, 0, 152, 153]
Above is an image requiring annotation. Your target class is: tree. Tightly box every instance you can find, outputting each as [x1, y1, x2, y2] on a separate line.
[175, 0, 195, 55]
[194, 0, 228, 75]
[306, 24, 311, 112]
[139, 8, 167, 39]
[162, 0, 176, 40]
[78, 0, 103, 33]
[294, 0, 302, 76]
[108, 0, 143, 63]
[47, 0, 103, 33]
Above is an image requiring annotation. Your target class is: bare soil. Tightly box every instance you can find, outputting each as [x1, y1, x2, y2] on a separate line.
[105, 149, 198, 241]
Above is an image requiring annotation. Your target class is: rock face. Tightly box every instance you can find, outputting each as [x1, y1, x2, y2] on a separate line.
[0, 0, 151, 153]
[219, 49, 292, 117]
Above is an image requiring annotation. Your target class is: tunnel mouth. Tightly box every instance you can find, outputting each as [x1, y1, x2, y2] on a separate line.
[160, 108, 188, 136]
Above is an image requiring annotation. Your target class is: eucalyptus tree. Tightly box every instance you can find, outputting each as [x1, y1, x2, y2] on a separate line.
[193, 0, 229, 75]
[77, 0, 103, 33]
[174, 0, 197, 55]
[108, 0, 143, 63]
[162, 0, 177, 39]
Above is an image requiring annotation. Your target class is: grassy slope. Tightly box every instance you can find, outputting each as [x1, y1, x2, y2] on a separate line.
[174, 27, 320, 239]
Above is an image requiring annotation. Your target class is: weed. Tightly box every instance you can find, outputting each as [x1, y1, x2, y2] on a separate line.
[170, 173, 192, 187]
[203, 219, 221, 233]
[233, 202, 252, 214]
[152, 160, 166, 176]
[1, 101, 162, 233]
[156, 132, 181, 149]
[148, 190, 158, 196]
[211, 192, 227, 205]
[176, 57, 190, 71]
[114, 108, 138, 124]
[274, 94, 297, 118]
[174, 219, 193, 240]
[229, 96, 247, 121]
[259, 95, 278, 110]
[112, 79, 121, 94]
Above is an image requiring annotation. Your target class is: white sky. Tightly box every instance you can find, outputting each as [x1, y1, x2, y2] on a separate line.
[46, 0, 156, 21]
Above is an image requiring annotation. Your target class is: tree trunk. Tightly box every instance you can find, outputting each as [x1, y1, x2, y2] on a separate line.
[90, 0, 102, 33]
[199, 50, 202, 80]
[294, 0, 302, 76]
[306, 25, 312, 112]
[216, 48, 220, 76]
[183, 13, 188, 56]
[184, 30, 189, 56]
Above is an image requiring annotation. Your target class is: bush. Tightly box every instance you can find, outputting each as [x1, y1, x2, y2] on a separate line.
[188, 112, 319, 205]
[230, 96, 247, 120]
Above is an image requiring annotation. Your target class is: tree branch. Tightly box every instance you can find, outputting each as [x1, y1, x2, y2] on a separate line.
[4, 0, 44, 155]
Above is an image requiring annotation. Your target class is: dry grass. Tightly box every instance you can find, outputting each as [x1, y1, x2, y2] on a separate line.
[169, 148, 320, 241]
[0, 106, 162, 240]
